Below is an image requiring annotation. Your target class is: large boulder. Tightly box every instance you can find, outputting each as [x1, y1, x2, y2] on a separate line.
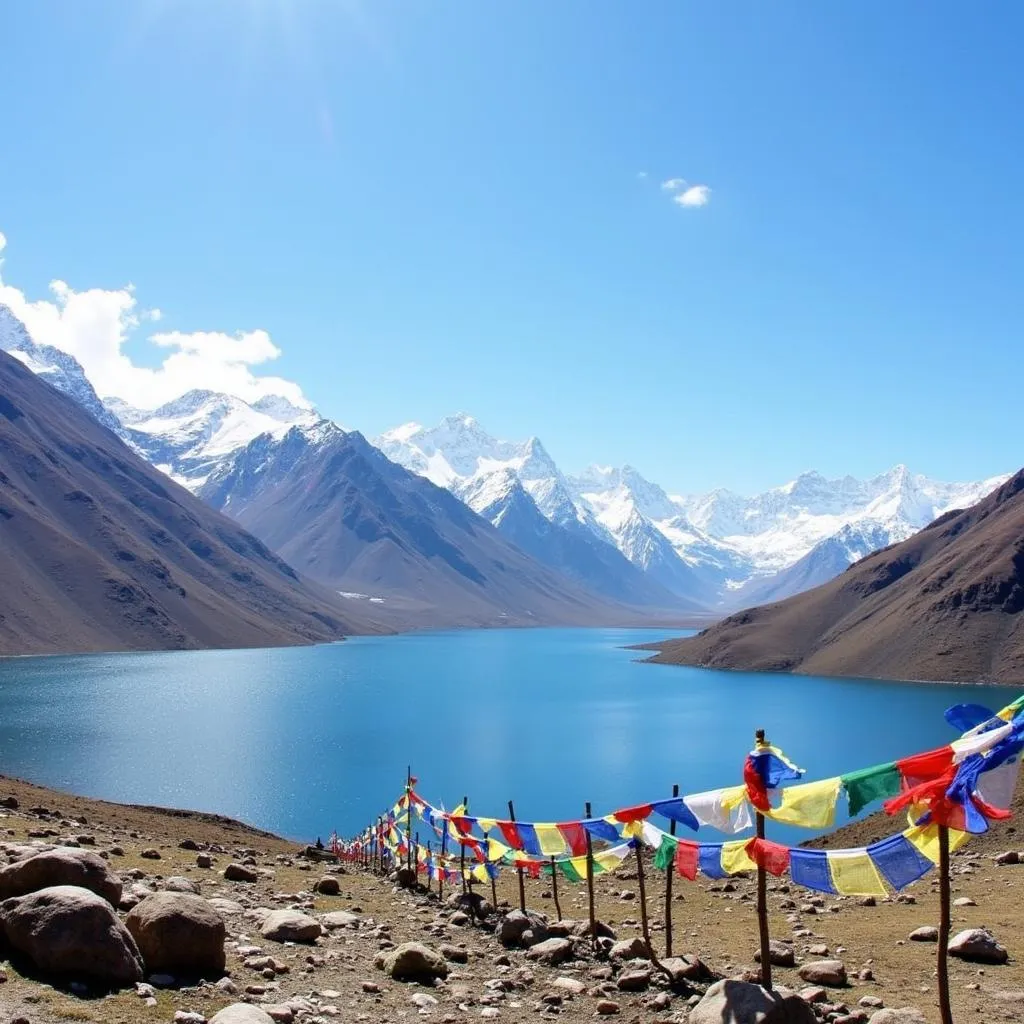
[0, 885, 143, 987]
[209, 1006, 276, 1024]
[867, 1010, 928, 1024]
[525, 937, 574, 965]
[689, 980, 817, 1024]
[321, 910, 361, 930]
[755, 940, 796, 967]
[609, 936, 650, 960]
[948, 928, 1008, 964]
[125, 892, 226, 976]
[0, 846, 121, 906]
[376, 942, 449, 982]
[260, 909, 322, 943]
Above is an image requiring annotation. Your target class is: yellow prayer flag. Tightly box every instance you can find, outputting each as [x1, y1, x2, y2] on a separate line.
[720, 840, 756, 875]
[719, 784, 749, 810]
[766, 777, 842, 829]
[535, 824, 566, 856]
[487, 838, 510, 862]
[594, 847, 629, 872]
[476, 817, 497, 834]
[903, 824, 970, 864]
[620, 820, 644, 840]
[827, 850, 887, 896]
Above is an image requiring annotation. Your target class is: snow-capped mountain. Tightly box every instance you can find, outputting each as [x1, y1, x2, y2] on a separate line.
[0, 303, 124, 435]
[379, 413, 1008, 607]
[111, 389, 319, 489]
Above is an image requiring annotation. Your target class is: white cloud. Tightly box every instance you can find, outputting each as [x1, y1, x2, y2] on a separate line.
[0, 233, 311, 411]
[0, 232, 6, 254]
[661, 177, 686, 191]
[673, 184, 711, 208]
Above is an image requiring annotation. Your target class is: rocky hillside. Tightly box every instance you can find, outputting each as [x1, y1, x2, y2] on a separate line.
[646, 470, 1024, 684]
[0, 349, 380, 655]
[0, 775, 1021, 1024]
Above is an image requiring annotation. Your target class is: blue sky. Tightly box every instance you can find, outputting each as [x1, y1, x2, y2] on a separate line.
[1, 1, 1021, 494]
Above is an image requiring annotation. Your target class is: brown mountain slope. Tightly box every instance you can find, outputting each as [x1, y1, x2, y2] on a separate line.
[0, 349, 382, 655]
[647, 469, 1024, 684]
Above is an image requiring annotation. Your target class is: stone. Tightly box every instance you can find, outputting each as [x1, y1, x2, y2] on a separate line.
[953, 896, 976, 907]
[140, 848, 161, 860]
[948, 928, 1008, 964]
[208, 898, 245, 917]
[800, 987, 827, 1003]
[197, 854, 213, 869]
[797, 960, 847, 986]
[595, 1000, 620, 1016]
[315, 876, 340, 895]
[0, 846, 121, 906]
[174, 1013, 206, 1024]
[995, 850, 1020, 865]
[0, 796, 18, 809]
[754, 940, 796, 967]
[867, 1010, 927, 1024]
[179, 839, 200, 851]
[608, 936, 649, 960]
[376, 942, 449, 983]
[525, 937, 573, 966]
[125, 892, 226, 977]
[164, 876, 200, 894]
[689, 980, 817, 1024]
[616, 968, 651, 991]
[394, 866, 417, 888]
[224, 863, 258, 883]
[209, 1006, 276, 1024]
[441, 944, 469, 963]
[260, 909, 322, 943]
[496, 909, 549, 948]
[262, 1007, 294, 1023]
[321, 910, 361, 929]
[551, 976, 586, 995]
[909, 926, 938, 942]
[0, 884, 144, 986]
[661, 954, 712, 983]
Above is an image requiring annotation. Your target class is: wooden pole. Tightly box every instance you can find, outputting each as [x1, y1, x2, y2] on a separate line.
[509, 800, 526, 912]
[439, 819, 448, 902]
[406, 767, 414, 870]
[937, 824, 953, 1024]
[415, 830, 420, 886]
[635, 835, 674, 983]
[584, 801, 596, 944]
[550, 856, 562, 920]
[755, 729, 773, 991]
[459, 795, 468, 896]
[664, 782, 679, 956]
[427, 840, 433, 892]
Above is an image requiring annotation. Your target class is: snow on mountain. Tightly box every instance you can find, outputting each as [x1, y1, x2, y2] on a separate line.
[0, 303, 124, 435]
[116, 389, 320, 490]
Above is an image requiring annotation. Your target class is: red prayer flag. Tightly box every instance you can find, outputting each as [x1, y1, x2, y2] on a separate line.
[745, 837, 791, 876]
[674, 840, 700, 881]
[896, 746, 955, 789]
[498, 821, 524, 850]
[613, 804, 654, 823]
[556, 822, 588, 856]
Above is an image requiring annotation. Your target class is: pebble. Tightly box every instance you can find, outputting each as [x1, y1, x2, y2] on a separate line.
[595, 1000, 620, 1015]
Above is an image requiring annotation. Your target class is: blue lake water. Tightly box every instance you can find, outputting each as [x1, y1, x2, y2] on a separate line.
[0, 627, 1017, 845]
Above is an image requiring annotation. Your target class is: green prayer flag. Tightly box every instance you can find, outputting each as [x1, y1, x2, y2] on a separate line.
[653, 834, 678, 872]
[841, 762, 901, 816]
[560, 860, 583, 883]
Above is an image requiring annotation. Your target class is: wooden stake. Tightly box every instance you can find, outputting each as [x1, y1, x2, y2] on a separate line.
[550, 856, 562, 920]
[635, 835, 675, 983]
[406, 767, 414, 870]
[459, 795, 468, 896]
[509, 800, 526, 912]
[584, 801, 597, 944]
[755, 729, 773, 991]
[937, 824, 953, 1024]
[439, 824, 447, 902]
[415, 830, 420, 886]
[664, 782, 679, 956]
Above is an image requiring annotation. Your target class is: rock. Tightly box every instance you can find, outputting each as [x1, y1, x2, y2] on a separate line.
[797, 960, 847, 986]
[609, 936, 649, 960]
[0, 846, 122, 905]
[0, 796, 18, 809]
[315, 876, 340, 895]
[394, 866, 417, 888]
[953, 896, 976, 907]
[689, 980, 817, 1023]
[441, 944, 469, 963]
[525, 937, 573, 966]
[262, 1007, 294, 1023]
[595, 1000, 620, 1016]
[376, 942, 449, 983]
[551, 976, 586, 995]
[197, 854, 213, 869]
[754, 940, 796, 967]
[179, 839, 200, 851]
[140, 848, 161, 860]
[260, 909, 322, 943]
[948, 928, 1008, 964]
[450, 911, 470, 926]
[616, 968, 651, 992]
[125, 892, 226, 977]
[174, 1013, 206, 1024]
[163, 876, 200, 894]
[800, 987, 827, 1003]
[995, 851, 1020, 865]
[209, 1006, 275, 1024]
[208, 898, 244, 917]
[321, 910, 361, 930]
[224, 863, 258, 882]
[909, 926, 938, 942]
[661, 954, 712, 983]
[497, 909, 549, 948]
[867, 1010, 927, 1024]
[0, 884, 144, 986]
